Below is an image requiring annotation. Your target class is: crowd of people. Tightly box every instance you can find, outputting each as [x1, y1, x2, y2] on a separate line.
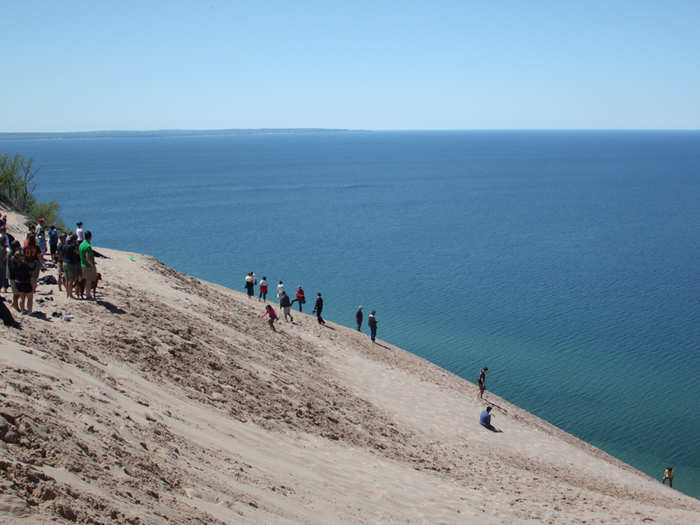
[0, 215, 99, 314]
[244, 272, 379, 341]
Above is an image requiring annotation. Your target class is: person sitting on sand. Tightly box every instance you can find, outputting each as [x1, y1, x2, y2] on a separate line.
[261, 304, 279, 331]
[662, 467, 674, 487]
[480, 406, 498, 432]
[279, 291, 293, 322]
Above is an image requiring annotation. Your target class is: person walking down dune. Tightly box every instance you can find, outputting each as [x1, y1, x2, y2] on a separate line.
[290, 285, 305, 312]
[258, 276, 268, 302]
[368, 310, 378, 342]
[261, 304, 279, 331]
[355, 306, 363, 331]
[312, 293, 325, 325]
[279, 290, 294, 322]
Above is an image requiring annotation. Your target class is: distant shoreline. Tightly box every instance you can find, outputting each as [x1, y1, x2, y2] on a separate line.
[0, 128, 370, 141]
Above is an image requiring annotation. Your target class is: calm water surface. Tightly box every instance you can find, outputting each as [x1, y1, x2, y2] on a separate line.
[3, 131, 700, 497]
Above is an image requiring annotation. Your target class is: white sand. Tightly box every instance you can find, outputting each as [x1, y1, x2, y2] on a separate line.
[1, 216, 698, 523]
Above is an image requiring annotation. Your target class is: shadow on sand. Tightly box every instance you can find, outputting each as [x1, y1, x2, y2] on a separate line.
[96, 300, 127, 315]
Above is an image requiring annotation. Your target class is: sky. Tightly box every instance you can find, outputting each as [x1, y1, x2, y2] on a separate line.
[2, 1, 699, 131]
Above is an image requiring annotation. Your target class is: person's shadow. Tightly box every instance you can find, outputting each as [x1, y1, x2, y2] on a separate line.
[96, 300, 127, 314]
[481, 424, 503, 433]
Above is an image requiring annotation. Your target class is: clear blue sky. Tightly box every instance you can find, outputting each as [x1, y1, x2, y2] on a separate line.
[2, 1, 699, 131]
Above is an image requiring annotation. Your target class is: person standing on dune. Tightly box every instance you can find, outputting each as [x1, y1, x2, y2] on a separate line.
[478, 367, 488, 399]
[244, 272, 255, 299]
[662, 467, 674, 488]
[355, 306, 363, 331]
[258, 276, 268, 302]
[276, 280, 285, 300]
[368, 310, 378, 342]
[312, 293, 325, 325]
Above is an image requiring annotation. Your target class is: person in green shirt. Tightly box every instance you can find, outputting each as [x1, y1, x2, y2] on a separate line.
[78, 231, 97, 299]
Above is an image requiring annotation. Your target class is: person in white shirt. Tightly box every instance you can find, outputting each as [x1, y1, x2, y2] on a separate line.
[258, 276, 268, 302]
[276, 280, 285, 300]
[75, 222, 85, 242]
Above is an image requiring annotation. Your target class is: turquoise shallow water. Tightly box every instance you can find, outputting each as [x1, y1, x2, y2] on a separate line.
[3, 130, 700, 497]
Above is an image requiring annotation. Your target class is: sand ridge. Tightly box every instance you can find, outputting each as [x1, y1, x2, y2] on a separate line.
[0, 242, 699, 524]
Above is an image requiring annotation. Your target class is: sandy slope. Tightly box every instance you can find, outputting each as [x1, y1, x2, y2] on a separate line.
[0, 240, 698, 524]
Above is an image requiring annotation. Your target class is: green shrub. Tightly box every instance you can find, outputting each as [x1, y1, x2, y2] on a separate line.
[0, 153, 63, 227]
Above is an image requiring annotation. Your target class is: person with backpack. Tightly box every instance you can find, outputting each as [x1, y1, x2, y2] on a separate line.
[279, 290, 293, 322]
[312, 292, 325, 325]
[48, 225, 59, 262]
[367, 310, 378, 342]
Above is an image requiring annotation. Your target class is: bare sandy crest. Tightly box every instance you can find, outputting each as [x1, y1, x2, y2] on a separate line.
[0, 239, 698, 523]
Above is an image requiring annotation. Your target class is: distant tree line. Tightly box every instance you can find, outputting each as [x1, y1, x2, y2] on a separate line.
[0, 153, 64, 229]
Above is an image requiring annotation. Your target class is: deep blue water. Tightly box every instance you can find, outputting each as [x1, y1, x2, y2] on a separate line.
[3, 130, 700, 498]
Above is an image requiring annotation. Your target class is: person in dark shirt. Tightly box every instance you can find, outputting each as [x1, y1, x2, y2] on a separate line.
[368, 310, 378, 342]
[355, 306, 363, 331]
[279, 290, 293, 322]
[9, 245, 33, 312]
[48, 225, 59, 262]
[312, 293, 325, 325]
[61, 235, 80, 298]
[478, 367, 488, 399]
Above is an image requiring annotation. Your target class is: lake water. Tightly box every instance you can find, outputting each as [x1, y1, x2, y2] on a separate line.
[3, 130, 700, 497]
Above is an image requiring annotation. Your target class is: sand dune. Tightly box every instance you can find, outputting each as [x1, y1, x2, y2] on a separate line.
[1, 239, 699, 523]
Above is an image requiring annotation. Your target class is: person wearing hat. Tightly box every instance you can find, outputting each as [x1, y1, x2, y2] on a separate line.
[75, 221, 85, 242]
[355, 306, 363, 331]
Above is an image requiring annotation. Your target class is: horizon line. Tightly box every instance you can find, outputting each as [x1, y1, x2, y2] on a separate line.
[2, 127, 700, 135]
